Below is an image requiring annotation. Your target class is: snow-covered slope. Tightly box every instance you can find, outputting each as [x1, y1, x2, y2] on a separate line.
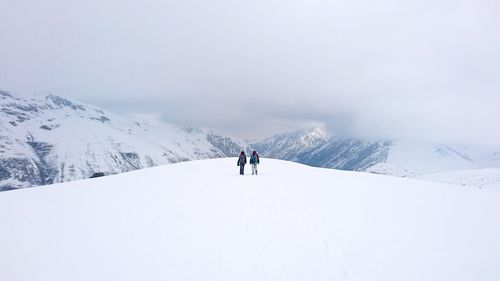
[252, 127, 331, 159]
[366, 142, 500, 176]
[252, 127, 394, 171]
[0, 158, 499, 281]
[254, 127, 500, 186]
[417, 168, 500, 190]
[0, 91, 249, 190]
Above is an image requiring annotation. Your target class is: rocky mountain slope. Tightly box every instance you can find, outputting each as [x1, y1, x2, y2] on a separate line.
[0, 91, 249, 190]
[252, 127, 391, 171]
[252, 127, 500, 180]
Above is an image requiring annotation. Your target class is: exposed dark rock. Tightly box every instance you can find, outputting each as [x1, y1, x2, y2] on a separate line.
[91, 116, 111, 123]
[39, 124, 59, 130]
[0, 157, 42, 185]
[12, 104, 40, 113]
[46, 95, 86, 111]
[0, 184, 17, 191]
[40, 125, 52, 130]
[90, 172, 105, 178]
[1, 108, 30, 122]
[119, 152, 141, 170]
[26, 141, 56, 185]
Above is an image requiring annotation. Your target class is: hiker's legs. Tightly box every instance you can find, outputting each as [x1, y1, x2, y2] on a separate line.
[252, 164, 257, 175]
[240, 165, 244, 175]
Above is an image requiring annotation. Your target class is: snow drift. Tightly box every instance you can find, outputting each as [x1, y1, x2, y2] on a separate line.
[0, 158, 499, 281]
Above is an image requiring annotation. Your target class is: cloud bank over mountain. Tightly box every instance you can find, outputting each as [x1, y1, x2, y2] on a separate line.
[1, 0, 499, 143]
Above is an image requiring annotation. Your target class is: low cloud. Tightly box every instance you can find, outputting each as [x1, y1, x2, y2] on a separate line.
[1, 0, 499, 144]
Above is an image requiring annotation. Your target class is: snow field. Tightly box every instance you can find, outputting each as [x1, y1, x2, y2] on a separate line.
[0, 158, 499, 281]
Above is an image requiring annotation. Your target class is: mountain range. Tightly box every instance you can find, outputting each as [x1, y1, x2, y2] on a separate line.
[2, 90, 500, 190]
[253, 127, 500, 177]
[0, 90, 248, 190]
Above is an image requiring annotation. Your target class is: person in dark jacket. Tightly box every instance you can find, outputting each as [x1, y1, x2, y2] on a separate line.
[249, 151, 260, 175]
[237, 151, 247, 175]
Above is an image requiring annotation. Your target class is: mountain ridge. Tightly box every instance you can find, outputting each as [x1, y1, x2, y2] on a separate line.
[251, 126, 500, 178]
[0, 90, 250, 190]
[2, 90, 500, 190]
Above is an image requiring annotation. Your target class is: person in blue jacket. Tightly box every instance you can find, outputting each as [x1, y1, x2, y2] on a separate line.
[249, 151, 260, 175]
[237, 151, 247, 175]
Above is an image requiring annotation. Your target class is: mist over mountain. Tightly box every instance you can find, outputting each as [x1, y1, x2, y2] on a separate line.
[2, 0, 499, 144]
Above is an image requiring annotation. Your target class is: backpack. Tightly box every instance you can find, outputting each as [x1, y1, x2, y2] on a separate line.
[238, 154, 246, 165]
[250, 154, 259, 164]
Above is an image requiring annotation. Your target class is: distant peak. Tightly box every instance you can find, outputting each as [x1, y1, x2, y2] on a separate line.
[307, 126, 328, 137]
[298, 127, 329, 146]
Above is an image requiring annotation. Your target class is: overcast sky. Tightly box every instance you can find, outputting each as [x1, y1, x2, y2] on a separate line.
[1, 0, 499, 144]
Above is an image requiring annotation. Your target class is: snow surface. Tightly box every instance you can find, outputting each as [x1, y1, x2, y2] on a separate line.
[379, 142, 500, 175]
[1, 158, 499, 281]
[418, 168, 500, 190]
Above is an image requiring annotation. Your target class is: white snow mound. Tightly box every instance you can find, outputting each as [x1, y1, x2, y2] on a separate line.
[0, 158, 499, 281]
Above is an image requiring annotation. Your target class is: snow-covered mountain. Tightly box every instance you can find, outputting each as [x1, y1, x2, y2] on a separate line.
[1, 158, 498, 281]
[252, 127, 390, 171]
[3, 89, 500, 191]
[252, 127, 500, 186]
[0, 90, 249, 190]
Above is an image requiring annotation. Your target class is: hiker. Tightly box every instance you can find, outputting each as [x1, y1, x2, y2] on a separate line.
[237, 151, 247, 175]
[250, 151, 260, 175]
